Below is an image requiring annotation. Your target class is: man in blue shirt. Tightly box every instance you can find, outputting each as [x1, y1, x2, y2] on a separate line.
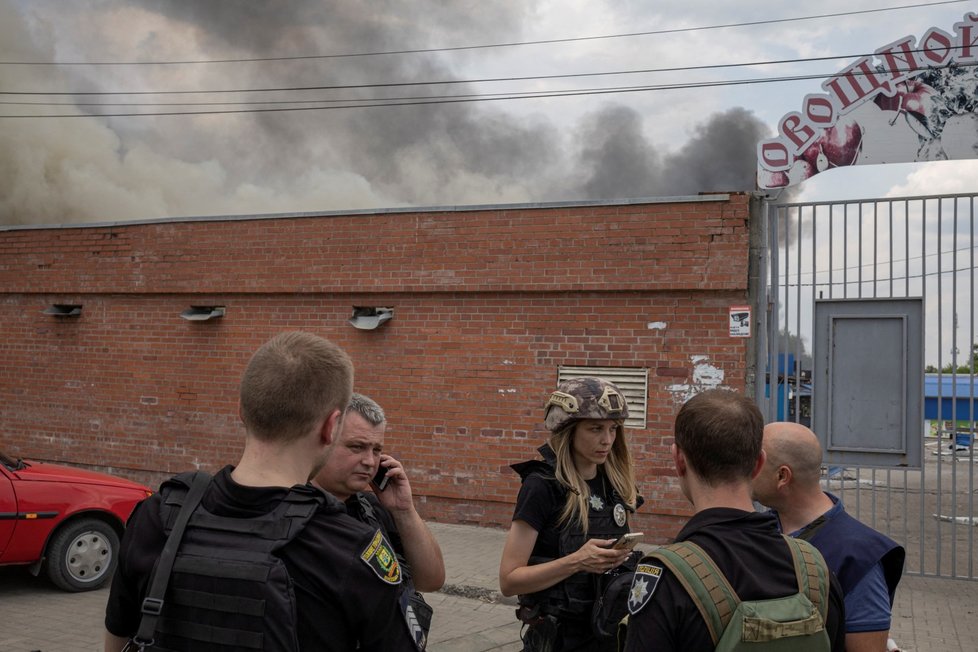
[753, 422, 905, 652]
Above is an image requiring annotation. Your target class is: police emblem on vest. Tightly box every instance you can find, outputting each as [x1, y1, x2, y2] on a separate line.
[511, 447, 631, 620]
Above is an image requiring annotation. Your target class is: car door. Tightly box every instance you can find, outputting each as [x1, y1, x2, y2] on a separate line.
[0, 464, 16, 558]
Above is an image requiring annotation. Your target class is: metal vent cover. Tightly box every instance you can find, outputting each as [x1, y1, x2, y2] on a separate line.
[557, 366, 649, 429]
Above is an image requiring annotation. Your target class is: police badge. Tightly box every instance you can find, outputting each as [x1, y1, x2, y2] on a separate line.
[613, 503, 627, 527]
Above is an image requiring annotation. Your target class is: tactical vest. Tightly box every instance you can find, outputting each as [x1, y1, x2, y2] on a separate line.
[148, 472, 325, 651]
[648, 536, 831, 652]
[512, 445, 631, 619]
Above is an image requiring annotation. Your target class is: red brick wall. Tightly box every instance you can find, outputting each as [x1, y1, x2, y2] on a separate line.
[0, 195, 753, 542]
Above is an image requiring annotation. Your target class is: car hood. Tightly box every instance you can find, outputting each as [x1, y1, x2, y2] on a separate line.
[14, 459, 150, 492]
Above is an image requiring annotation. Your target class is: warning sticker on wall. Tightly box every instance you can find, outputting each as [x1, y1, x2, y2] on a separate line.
[729, 306, 751, 338]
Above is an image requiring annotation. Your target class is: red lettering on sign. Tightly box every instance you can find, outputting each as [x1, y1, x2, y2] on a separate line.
[759, 140, 791, 171]
[954, 13, 978, 62]
[803, 94, 835, 125]
[877, 37, 921, 80]
[919, 28, 954, 66]
[823, 59, 890, 111]
[780, 113, 816, 153]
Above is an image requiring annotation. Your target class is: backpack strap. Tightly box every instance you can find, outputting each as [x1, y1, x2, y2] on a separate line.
[782, 535, 830, 624]
[133, 470, 211, 649]
[648, 541, 740, 646]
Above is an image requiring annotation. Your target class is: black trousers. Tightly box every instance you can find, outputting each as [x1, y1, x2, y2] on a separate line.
[522, 616, 619, 652]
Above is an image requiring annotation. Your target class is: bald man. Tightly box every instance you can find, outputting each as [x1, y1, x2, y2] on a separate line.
[753, 422, 905, 652]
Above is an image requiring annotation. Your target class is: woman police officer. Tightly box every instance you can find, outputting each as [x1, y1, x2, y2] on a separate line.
[499, 377, 642, 651]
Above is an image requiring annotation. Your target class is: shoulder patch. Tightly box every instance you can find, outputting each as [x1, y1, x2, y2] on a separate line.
[360, 529, 402, 585]
[401, 593, 428, 651]
[627, 562, 663, 615]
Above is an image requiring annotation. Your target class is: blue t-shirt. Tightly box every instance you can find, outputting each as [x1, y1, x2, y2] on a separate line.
[781, 497, 893, 633]
[843, 562, 892, 632]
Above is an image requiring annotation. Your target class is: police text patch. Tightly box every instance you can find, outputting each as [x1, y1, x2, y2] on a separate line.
[360, 529, 402, 585]
[627, 562, 663, 615]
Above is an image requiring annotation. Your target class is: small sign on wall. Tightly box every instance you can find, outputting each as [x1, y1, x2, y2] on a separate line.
[729, 306, 751, 337]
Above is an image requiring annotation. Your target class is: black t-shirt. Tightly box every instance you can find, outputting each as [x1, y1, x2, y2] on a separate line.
[104, 466, 416, 651]
[624, 508, 847, 652]
[513, 471, 613, 558]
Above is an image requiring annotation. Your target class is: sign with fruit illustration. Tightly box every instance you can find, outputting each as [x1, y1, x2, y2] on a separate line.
[758, 12, 978, 189]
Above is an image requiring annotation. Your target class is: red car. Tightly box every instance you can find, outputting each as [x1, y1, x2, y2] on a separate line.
[0, 447, 152, 591]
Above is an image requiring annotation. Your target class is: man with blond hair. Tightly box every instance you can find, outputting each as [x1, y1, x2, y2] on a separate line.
[754, 422, 905, 652]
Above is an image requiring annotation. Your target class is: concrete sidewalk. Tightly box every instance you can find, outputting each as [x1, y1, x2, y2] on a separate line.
[2, 521, 977, 651]
[427, 521, 978, 652]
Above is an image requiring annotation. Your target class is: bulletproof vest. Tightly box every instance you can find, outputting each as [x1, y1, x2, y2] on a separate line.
[512, 445, 630, 619]
[149, 472, 325, 651]
[649, 536, 831, 652]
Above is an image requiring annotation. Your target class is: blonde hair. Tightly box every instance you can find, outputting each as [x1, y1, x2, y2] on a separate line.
[550, 420, 638, 534]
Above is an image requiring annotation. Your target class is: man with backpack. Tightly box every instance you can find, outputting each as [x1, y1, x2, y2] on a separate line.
[104, 332, 418, 651]
[624, 389, 846, 652]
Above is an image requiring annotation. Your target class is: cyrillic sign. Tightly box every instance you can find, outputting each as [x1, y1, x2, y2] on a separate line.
[758, 12, 978, 189]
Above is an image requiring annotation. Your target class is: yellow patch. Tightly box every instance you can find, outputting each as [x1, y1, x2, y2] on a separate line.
[360, 529, 402, 585]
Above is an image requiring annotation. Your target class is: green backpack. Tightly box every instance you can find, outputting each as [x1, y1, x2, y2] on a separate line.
[648, 535, 831, 652]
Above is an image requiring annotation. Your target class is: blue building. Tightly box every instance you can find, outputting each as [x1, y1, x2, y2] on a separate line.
[925, 374, 977, 448]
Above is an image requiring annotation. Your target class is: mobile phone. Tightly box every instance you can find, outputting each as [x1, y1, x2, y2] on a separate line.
[609, 532, 643, 550]
[372, 465, 390, 491]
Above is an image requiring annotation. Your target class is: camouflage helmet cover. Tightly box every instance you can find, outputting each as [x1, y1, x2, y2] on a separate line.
[544, 377, 629, 432]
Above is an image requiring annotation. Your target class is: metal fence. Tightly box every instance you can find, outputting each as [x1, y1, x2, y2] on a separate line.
[757, 192, 977, 579]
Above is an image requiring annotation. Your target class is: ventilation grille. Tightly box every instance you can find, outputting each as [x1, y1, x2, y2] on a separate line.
[557, 366, 649, 430]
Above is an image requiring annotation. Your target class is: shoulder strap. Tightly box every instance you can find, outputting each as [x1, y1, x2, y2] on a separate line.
[133, 471, 211, 648]
[355, 492, 383, 530]
[782, 535, 830, 623]
[648, 542, 740, 646]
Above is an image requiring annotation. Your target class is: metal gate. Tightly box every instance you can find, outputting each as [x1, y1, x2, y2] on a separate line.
[755, 192, 977, 579]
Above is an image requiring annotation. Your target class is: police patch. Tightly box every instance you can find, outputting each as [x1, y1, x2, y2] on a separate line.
[613, 503, 627, 527]
[627, 562, 663, 615]
[360, 529, 402, 585]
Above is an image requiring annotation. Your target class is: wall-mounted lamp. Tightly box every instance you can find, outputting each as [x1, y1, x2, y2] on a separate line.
[348, 306, 393, 330]
[180, 306, 226, 321]
[43, 304, 83, 317]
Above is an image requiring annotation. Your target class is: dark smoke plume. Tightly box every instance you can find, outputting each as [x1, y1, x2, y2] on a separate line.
[0, 2, 775, 225]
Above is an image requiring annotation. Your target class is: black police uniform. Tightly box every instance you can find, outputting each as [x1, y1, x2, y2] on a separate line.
[104, 466, 416, 651]
[346, 491, 404, 558]
[624, 508, 847, 652]
[512, 445, 633, 651]
[346, 490, 433, 650]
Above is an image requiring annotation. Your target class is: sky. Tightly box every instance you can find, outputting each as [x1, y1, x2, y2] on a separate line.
[1, 0, 977, 226]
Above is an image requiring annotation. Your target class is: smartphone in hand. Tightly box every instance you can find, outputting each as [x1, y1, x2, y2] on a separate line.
[372, 465, 390, 491]
[608, 532, 643, 550]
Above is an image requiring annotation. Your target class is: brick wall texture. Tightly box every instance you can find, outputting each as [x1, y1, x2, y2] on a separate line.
[0, 194, 753, 542]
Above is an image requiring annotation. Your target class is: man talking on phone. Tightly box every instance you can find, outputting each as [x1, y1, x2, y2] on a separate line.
[314, 393, 445, 646]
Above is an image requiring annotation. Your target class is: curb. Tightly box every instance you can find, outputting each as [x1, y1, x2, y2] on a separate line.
[439, 583, 519, 606]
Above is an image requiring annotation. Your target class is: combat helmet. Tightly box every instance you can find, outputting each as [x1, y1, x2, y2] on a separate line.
[544, 377, 629, 432]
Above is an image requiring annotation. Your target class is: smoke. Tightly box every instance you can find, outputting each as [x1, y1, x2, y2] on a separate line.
[572, 105, 768, 200]
[0, 2, 773, 226]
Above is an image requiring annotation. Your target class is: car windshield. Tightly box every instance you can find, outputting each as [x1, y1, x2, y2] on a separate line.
[0, 448, 27, 471]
